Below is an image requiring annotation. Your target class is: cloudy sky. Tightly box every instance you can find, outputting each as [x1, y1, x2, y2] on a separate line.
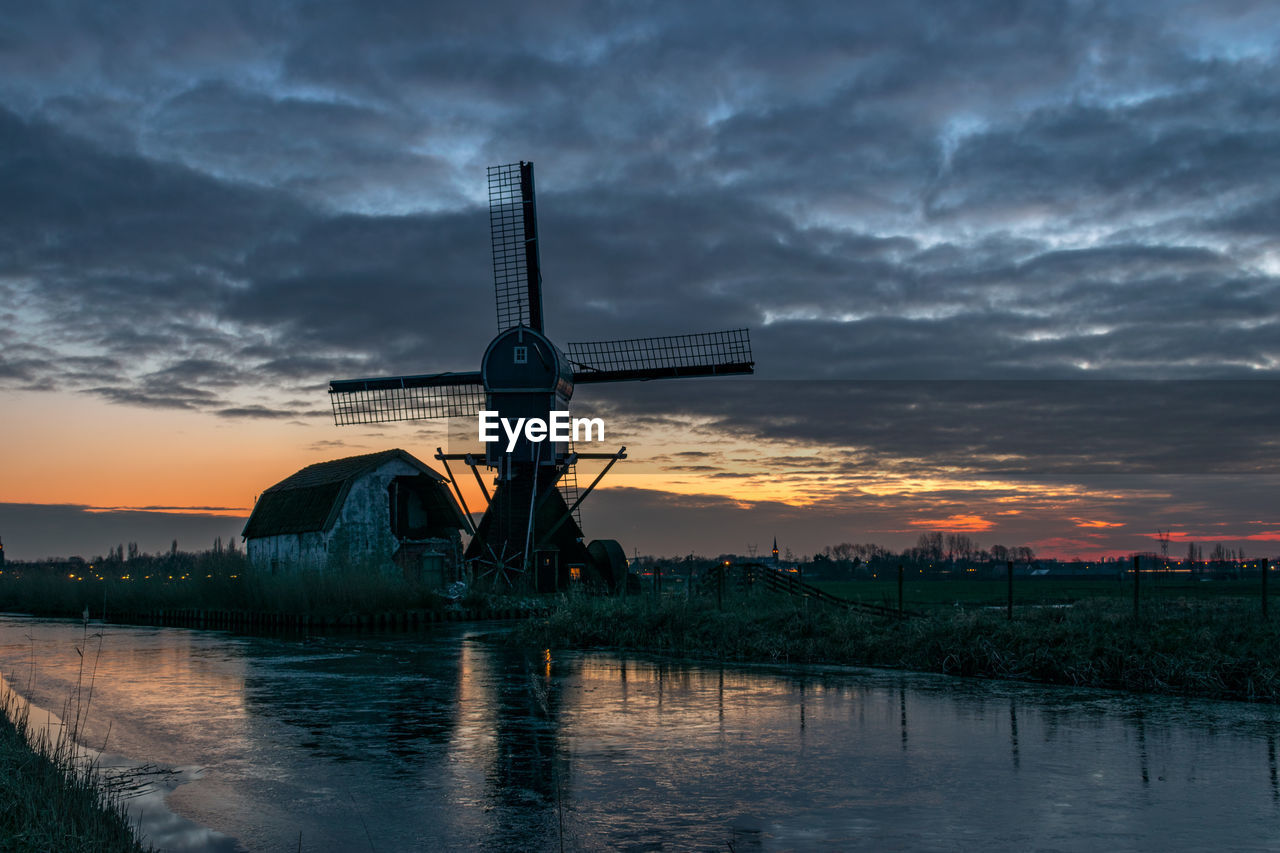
[1, 0, 1277, 560]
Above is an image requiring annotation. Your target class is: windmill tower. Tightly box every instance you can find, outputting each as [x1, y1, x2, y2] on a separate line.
[328, 162, 754, 592]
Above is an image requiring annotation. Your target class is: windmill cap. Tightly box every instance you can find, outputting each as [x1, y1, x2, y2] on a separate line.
[481, 326, 573, 395]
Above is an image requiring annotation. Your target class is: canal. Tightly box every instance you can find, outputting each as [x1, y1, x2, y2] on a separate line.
[1, 614, 1278, 851]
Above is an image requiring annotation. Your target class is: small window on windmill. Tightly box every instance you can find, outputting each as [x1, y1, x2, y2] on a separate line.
[513, 346, 528, 364]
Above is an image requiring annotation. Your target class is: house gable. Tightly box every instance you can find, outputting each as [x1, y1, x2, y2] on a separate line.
[241, 448, 461, 540]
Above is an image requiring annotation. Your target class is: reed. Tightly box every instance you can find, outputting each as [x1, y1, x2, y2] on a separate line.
[0, 622, 147, 852]
[0, 560, 452, 620]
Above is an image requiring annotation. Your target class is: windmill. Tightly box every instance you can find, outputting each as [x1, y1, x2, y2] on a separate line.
[328, 162, 754, 592]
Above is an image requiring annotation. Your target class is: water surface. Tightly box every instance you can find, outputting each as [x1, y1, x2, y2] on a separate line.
[1, 614, 1278, 851]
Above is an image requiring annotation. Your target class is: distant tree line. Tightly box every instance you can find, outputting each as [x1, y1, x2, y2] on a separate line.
[636, 531, 1268, 582]
[6, 538, 249, 580]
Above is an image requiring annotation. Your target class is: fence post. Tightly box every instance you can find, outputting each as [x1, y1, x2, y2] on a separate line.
[1264, 558, 1270, 619]
[897, 563, 904, 616]
[1007, 559, 1013, 621]
[1133, 554, 1140, 620]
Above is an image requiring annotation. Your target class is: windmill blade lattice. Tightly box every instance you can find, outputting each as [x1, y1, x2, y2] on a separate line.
[567, 328, 753, 384]
[329, 372, 485, 425]
[489, 162, 543, 332]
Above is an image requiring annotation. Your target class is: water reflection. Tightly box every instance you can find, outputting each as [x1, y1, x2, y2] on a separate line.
[237, 637, 463, 769]
[2, 615, 1280, 851]
[1010, 699, 1020, 770]
[1269, 735, 1279, 803]
[900, 685, 908, 750]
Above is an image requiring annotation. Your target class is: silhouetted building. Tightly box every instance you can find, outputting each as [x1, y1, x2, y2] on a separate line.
[241, 449, 467, 585]
[0, 535, 5, 567]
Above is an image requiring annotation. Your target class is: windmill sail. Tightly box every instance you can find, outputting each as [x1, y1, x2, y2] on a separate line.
[566, 328, 754, 384]
[329, 371, 485, 425]
[489, 162, 543, 333]
[324, 162, 755, 595]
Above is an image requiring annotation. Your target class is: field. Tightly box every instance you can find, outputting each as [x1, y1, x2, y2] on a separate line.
[811, 576, 1272, 613]
[515, 580, 1280, 703]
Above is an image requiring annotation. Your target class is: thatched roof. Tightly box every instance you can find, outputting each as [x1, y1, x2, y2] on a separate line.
[241, 449, 460, 539]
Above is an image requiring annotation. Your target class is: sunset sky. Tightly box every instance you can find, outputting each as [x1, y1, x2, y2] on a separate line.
[1, 1, 1278, 561]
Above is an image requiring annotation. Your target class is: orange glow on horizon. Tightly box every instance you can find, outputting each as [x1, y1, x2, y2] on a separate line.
[1, 391, 331, 511]
[4, 389, 1274, 562]
[907, 514, 994, 532]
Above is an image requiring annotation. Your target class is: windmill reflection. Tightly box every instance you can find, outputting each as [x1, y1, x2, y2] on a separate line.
[236, 631, 574, 848]
[238, 636, 463, 771]
[477, 643, 570, 848]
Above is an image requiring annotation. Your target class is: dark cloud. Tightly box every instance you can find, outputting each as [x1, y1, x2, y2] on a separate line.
[3, 1, 1279, 553]
[3, 3, 1279, 410]
[0, 107, 495, 414]
[85, 385, 213, 410]
[214, 404, 323, 419]
[582, 379, 1280, 475]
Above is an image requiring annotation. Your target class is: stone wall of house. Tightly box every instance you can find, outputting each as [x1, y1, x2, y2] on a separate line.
[247, 530, 327, 573]
[326, 457, 423, 573]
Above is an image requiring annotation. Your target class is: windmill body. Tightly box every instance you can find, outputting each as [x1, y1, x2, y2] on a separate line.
[328, 162, 753, 592]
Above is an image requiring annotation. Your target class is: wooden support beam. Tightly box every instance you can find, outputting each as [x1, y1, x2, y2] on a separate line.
[435, 447, 476, 535]
[534, 447, 627, 550]
[464, 453, 492, 505]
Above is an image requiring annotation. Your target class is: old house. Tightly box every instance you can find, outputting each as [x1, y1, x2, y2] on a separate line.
[241, 449, 468, 585]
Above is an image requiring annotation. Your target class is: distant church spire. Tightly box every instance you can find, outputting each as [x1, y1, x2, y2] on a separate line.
[772, 537, 779, 562]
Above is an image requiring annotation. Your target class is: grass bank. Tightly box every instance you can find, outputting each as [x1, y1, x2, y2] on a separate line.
[0, 687, 146, 852]
[515, 594, 1280, 702]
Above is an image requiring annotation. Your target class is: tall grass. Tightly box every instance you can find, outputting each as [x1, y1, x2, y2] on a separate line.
[516, 593, 1280, 702]
[0, 621, 147, 852]
[0, 562, 453, 620]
